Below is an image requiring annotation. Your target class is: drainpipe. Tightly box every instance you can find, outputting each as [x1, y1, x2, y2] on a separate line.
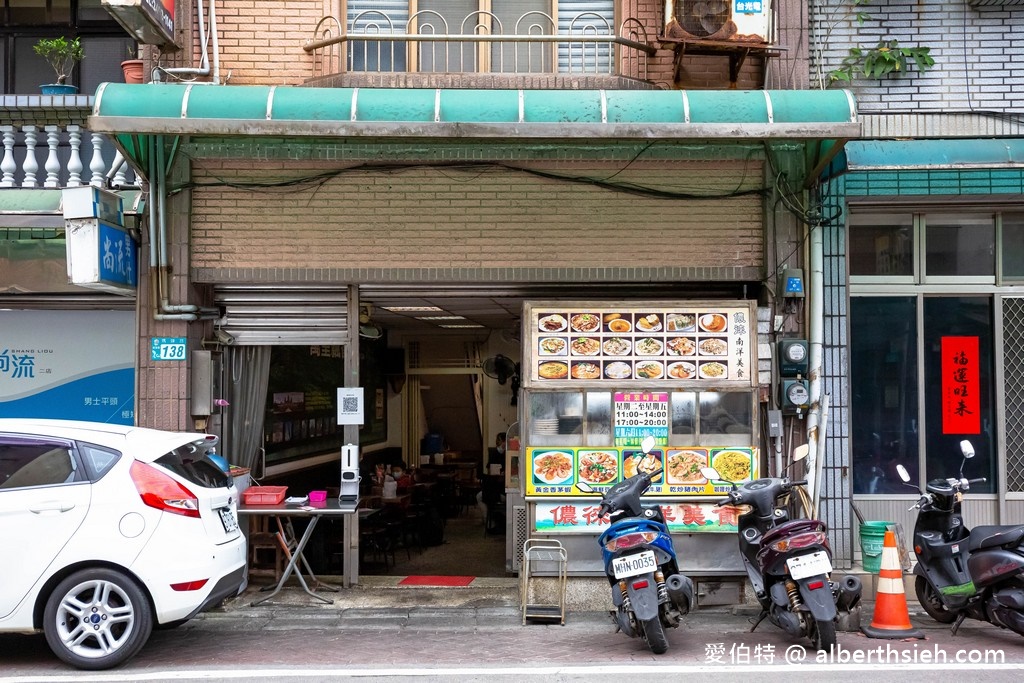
[156, 0, 220, 84]
[147, 135, 211, 322]
[804, 209, 825, 504]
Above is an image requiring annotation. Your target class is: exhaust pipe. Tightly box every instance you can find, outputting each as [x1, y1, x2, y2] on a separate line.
[665, 574, 695, 614]
[836, 574, 863, 611]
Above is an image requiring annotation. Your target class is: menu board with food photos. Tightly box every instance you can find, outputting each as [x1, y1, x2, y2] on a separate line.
[528, 302, 754, 386]
[526, 446, 758, 498]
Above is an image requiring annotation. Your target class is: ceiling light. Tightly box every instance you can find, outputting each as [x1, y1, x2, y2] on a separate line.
[417, 315, 466, 321]
[380, 306, 444, 312]
[439, 324, 485, 329]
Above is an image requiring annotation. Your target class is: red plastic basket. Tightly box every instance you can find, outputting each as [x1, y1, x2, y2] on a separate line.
[242, 485, 287, 505]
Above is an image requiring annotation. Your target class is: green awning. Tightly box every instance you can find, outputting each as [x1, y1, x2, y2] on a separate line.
[91, 83, 857, 145]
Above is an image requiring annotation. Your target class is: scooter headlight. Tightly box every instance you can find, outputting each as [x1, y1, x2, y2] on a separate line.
[769, 530, 826, 553]
[604, 531, 659, 552]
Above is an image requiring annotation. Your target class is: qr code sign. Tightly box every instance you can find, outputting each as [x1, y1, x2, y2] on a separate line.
[337, 388, 364, 425]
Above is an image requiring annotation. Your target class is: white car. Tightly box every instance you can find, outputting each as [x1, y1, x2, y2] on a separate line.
[0, 419, 246, 670]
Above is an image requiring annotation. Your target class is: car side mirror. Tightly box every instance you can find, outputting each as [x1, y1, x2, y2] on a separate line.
[640, 435, 657, 454]
[960, 440, 975, 459]
[576, 481, 595, 494]
[792, 444, 809, 462]
[896, 464, 911, 483]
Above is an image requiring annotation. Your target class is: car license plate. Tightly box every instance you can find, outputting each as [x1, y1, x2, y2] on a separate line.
[612, 550, 657, 579]
[787, 551, 832, 580]
[219, 507, 239, 533]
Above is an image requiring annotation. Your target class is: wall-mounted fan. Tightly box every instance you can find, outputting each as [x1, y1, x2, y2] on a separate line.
[359, 304, 383, 339]
[482, 354, 521, 405]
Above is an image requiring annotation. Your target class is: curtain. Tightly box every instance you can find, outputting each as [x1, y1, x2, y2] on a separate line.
[222, 346, 272, 475]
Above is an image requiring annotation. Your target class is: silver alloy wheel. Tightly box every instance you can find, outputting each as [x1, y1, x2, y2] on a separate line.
[43, 568, 152, 669]
[54, 578, 136, 657]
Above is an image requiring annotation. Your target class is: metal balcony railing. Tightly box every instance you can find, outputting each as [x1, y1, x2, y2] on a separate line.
[304, 11, 655, 81]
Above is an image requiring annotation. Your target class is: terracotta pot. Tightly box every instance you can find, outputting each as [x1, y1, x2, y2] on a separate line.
[121, 59, 145, 84]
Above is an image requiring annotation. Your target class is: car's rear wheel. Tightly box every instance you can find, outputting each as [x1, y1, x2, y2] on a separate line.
[43, 568, 153, 670]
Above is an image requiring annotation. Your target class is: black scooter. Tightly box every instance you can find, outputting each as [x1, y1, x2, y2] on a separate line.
[898, 440, 1024, 637]
[704, 445, 862, 651]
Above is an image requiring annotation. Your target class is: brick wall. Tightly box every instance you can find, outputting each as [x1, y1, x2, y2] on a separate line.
[189, 161, 764, 274]
[171, 0, 764, 90]
[811, 0, 1024, 112]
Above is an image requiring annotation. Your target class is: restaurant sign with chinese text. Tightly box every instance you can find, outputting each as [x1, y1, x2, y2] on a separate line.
[527, 446, 757, 497]
[525, 301, 755, 386]
[535, 501, 741, 533]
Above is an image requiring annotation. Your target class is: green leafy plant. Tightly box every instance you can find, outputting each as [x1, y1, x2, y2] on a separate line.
[829, 39, 935, 82]
[815, 0, 936, 87]
[33, 36, 84, 85]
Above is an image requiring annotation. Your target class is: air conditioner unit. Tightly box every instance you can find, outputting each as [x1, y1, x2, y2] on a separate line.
[667, 0, 774, 45]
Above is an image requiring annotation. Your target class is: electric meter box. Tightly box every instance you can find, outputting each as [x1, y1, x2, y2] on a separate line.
[778, 339, 809, 377]
[781, 379, 810, 415]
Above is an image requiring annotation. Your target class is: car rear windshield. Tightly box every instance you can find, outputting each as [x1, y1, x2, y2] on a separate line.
[156, 440, 230, 489]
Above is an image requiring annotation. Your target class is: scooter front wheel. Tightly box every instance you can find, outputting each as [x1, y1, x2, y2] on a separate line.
[641, 616, 669, 654]
[915, 575, 958, 624]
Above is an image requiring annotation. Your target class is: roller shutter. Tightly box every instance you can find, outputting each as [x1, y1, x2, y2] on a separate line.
[214, 285, 350, 346]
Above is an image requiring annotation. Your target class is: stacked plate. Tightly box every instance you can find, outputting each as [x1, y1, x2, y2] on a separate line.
[534, 418, 559, 435]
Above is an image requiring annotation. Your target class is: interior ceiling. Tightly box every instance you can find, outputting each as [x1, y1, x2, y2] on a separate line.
[359, 282, 753, 334]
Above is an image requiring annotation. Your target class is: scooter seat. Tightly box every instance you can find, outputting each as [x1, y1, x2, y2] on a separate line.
[968, 525, 1024, 552]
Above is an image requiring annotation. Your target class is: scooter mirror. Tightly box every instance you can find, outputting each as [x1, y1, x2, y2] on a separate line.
[896, 464, 911, 483]
[792, 444, 810, 462]
[576, 481, 595, 494]
[701, 466, 721, 481]
[640, 435, 657, 454]
[960, 440, 975, 459]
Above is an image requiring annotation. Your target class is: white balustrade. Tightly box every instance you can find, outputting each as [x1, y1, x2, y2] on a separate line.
[0, 123, 134, 190]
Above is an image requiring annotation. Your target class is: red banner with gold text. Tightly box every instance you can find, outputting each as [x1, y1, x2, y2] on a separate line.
[941, 336, 980, 434]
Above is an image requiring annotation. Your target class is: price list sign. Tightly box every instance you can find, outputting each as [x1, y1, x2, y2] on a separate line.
[614, 391, 669, 446]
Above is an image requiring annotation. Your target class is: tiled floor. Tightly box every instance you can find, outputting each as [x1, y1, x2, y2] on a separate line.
[360, 505, 509, 578]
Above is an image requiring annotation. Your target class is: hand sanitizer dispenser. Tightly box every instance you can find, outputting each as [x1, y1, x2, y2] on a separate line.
[340, 444, 360, 504]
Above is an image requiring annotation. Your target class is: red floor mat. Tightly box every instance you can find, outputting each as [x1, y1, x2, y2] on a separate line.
[397, 575, 475, 587]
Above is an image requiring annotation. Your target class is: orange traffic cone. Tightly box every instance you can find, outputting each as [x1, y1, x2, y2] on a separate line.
[862, 528, 924, 639]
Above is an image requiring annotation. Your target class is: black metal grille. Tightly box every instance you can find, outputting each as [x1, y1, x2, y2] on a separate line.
[1003, 297, 1024, 491]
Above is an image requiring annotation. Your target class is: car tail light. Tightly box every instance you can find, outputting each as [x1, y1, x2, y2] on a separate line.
[603, 531, 659, 552]
[171, 579, 210, 592]
[806, 580, 826, 590]
[769, 530, 825, 553]
[130, 461, 201, 518]
[632, 579, 649, 590]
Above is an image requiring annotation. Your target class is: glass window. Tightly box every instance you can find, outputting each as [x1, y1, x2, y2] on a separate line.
[849, 213, 914, 277]
[0, 439, 77, 489]
[155, 439, 230, 490]
[7, 0, 72, 25]
[922, 297, 995, 492]
[1001, 213, 1024, 280]
[585, 391, 612, 446]
[528, 391, 583, 446]
[670, 391, 696, 442]
[925, 213, 994, 278]
[77, 442, 120, 479]
[698, 391, 753, 446]
[850, 297, 918, 494]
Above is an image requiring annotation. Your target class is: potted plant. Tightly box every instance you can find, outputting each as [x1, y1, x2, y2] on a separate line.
[121, 44, 144, 84]
[33, 36, 84, 95]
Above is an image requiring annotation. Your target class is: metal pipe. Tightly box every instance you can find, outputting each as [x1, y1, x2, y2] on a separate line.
[159, 0, 219, 82]
[805, 211, 825, 503]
